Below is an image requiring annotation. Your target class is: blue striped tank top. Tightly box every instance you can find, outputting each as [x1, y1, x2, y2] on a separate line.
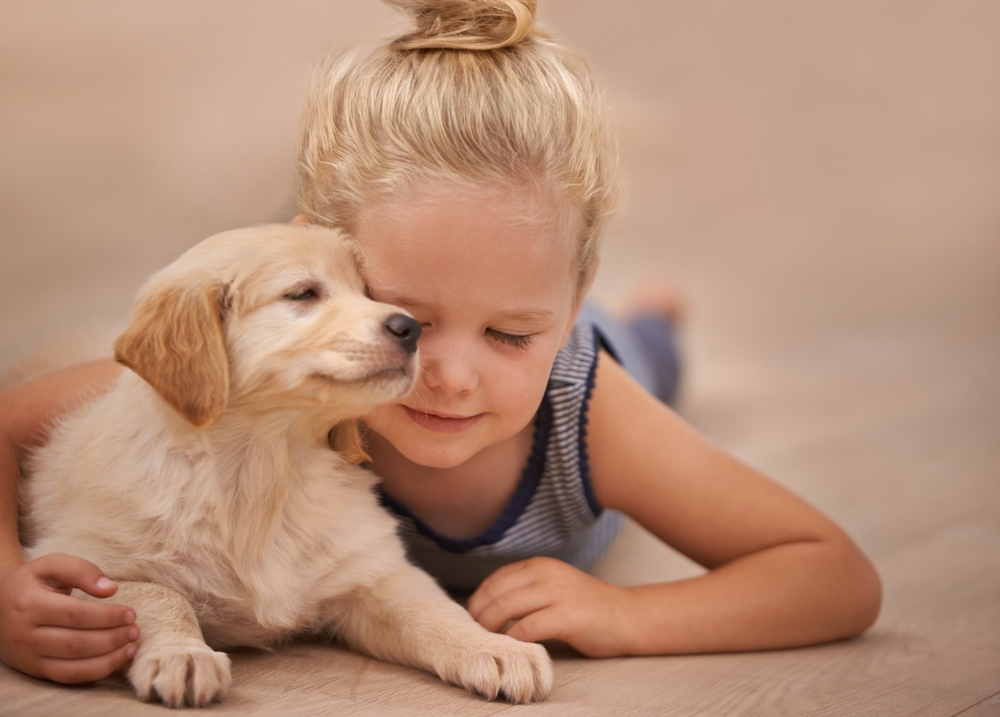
[378, 319, 625, 594]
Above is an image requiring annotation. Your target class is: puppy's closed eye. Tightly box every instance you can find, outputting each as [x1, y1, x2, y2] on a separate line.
[284, 286, 321, 301]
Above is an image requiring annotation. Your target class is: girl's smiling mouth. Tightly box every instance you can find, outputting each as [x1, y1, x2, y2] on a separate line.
[402, 406, 484, 434]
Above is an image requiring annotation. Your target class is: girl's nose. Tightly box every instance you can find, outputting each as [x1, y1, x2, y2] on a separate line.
[419, 338, 479, 395]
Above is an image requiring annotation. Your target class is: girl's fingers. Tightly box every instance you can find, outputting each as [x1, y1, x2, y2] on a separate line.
[35, 640, 137, 684]
[34, 623, 140, 660]
[504, 607, 562, 645]
[477, 559, 535, 585]
[473, 584, 553, 633]
[34, 590, 136, 630]
[468, 561, 546, 617]
[31, 553, 118, 598]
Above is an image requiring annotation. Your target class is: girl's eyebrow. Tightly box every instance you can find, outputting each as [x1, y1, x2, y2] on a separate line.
[496, 309, 554, 323]
[372, 292, 420, 307]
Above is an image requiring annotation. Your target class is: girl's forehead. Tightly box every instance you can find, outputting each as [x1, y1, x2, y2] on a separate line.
[355, 178, 580, 260]
[353, 178, 580, 311]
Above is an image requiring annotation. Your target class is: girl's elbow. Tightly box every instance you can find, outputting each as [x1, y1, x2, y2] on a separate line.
[837, 546, 883, 639]
[854, 557, 883, 634]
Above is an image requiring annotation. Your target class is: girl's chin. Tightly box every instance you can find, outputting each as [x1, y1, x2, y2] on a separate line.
[395, 430, 485, 469]
[400, 446, 476, 470]
[362, 414, 480, 469]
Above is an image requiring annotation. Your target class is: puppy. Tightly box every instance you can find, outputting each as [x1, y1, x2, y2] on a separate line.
[19, 224, 552, 707]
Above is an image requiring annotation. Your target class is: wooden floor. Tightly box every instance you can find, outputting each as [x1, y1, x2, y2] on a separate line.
[1, 1, 998, 715]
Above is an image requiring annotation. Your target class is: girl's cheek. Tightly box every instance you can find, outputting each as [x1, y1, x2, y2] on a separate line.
[490, 351, 549, 395]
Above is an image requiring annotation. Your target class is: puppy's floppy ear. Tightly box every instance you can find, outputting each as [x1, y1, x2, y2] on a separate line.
[328, 420, 370, 465]
[114, 279, 230, 428]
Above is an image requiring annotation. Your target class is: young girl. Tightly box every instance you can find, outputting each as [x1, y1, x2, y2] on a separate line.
[0, 0, 880, 685]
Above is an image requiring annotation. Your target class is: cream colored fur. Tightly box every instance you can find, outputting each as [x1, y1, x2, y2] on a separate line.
[19, 224, 552, 707]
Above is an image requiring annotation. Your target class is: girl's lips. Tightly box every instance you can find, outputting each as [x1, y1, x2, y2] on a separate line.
[402, 406, 484, 434]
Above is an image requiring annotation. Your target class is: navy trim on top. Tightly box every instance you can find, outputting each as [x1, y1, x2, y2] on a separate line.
[595, 326, 623, 366]
[578, 325, 608, 518]
[377, 393, 553, 554]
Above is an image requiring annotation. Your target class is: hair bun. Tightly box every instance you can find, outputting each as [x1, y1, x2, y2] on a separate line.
[387, 0, 538, 51]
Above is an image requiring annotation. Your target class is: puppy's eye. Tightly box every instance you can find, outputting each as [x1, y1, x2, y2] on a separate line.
[284, 287, 319, 301]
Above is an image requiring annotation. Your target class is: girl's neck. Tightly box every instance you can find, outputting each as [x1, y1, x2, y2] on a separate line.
[364, 418, 536, 539]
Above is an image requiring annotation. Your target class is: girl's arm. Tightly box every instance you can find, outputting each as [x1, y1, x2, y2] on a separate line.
[0, 359, 141, 682]
[468, 351, 881, 656]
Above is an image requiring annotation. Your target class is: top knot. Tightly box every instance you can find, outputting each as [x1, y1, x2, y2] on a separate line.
[387, 0, 538, 51]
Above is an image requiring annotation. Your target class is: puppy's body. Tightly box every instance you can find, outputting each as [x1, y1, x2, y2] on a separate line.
[25, 373, 400, 649]
[20, 225, 551, 707]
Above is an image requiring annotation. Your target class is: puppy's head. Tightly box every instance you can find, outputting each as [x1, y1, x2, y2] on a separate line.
[114, 224, 418, 447]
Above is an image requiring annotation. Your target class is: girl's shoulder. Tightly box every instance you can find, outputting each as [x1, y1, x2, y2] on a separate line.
[584, 346, 696, 519]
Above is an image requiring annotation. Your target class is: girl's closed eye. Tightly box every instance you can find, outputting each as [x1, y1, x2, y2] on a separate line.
[486, 328, 534, 349]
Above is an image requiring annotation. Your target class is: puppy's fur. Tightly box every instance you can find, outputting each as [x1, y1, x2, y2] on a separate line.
[19, 225, 552, 707]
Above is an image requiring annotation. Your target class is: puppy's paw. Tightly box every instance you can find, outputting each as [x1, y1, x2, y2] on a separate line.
[444, 633, 553, 704]
[128, 640, 232, 708]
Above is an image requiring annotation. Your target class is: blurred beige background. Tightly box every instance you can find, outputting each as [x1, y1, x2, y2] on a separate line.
[1, 1, 999, 715]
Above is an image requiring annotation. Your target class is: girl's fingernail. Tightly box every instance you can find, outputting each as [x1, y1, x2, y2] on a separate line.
[124, 610, 136, 624]
[96, 577, 115, 590]
[126, 645, 137, 659]
[128, 627, 140, 641]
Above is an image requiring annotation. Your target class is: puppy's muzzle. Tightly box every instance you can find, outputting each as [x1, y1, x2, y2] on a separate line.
[384, 314, 421, 354]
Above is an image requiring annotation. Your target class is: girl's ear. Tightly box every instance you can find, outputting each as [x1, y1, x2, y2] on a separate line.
[328, 420, 371, 465]
[114, 279, 230, 428]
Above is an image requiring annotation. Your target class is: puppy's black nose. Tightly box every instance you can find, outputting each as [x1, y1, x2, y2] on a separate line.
[384, 314, 421, 353]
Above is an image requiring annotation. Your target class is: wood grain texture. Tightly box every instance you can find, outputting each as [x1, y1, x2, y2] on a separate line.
[954, 693, 1000, 717]
[1, 0, 998, 715]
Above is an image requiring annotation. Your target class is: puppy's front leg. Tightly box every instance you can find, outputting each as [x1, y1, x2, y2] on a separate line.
[97, 582, 231, 707]
[325, 564, 552, 703]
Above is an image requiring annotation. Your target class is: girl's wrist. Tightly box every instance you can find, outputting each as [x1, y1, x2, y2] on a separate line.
[0, 552, 25, 570]
[615, 582, 688, 656]
[614, 584, 652, 656]
[0, 530, 25, 570]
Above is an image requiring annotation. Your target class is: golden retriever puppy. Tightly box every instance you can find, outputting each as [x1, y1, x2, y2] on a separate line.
[19, 224, 552, 707]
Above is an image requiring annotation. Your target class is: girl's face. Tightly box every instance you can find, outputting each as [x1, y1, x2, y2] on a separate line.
[353, 179, 582, 469]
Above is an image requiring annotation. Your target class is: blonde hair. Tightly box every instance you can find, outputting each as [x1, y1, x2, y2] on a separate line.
[296, 0, 619, 291]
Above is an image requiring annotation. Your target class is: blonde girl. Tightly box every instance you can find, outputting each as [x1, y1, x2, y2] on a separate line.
[0, 0, 880, 684]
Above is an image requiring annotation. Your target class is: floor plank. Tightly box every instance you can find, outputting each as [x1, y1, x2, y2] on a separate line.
[953, 692, 1000, 717]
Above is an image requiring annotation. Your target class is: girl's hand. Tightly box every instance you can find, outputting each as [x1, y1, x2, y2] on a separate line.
[0, 553, 139, 683]
[467, 557, 635, 657]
